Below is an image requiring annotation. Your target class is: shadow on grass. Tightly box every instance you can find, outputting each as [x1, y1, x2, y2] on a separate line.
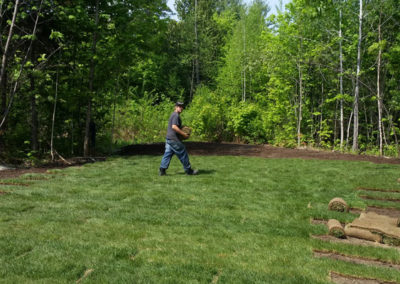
[165, 169, 217, 176]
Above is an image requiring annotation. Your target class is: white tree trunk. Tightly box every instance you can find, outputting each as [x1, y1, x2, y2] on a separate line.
[352, 0, 363, 151]
[297, 62, 303, 148]
[377, 3, 383, 156]
[339, 7, 344, 149]
[194, 0, 200, 85]
[51, 71, 59, 161]
[1, 0, 43, 129]
[0, 0, 19, 90]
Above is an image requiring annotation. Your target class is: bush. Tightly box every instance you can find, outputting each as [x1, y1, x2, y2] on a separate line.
[227, 102, 266, 143]
[185, 86, 228, 142]
[108, 95, 173, 144]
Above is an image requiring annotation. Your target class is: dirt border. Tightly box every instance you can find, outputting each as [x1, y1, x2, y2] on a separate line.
[359, 195, 400, 203]
[330, 271, 398, 284]
[118, 142, 400, 164]
[0, 182, 30, 186]
[2, 142, 400, 180]
[313, 249, 400, 270]
[356, 187, 400, 193]
[312, 235, 400, 251]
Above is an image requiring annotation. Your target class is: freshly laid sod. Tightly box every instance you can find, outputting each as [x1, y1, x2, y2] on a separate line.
[1, 155, 400, 283]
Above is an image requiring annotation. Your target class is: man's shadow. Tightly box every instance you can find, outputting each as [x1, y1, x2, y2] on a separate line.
[177, 169, 216, 175]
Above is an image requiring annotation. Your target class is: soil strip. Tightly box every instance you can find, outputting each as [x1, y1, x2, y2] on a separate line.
[359, 195, 400, 203]
[24, 176, 49, 181]
[311, 235, 400, 251]
[350, 208, 363, 214]
[118, 142, 400, 164]
[356, 187, 400, 193]
[313, 249, 400, 270]
[0, 182, 29, 187]
[311, 218, 345, 226]
[0, 190, 7, 195]
[2, 142, 400, 180]
[330, 271, 398, 284]
[366, 206, 400, 218]
[311, 207, 400, 219]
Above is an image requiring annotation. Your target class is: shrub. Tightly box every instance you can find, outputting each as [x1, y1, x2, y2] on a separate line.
[185, 86, 228, 142]
[226, 102, 265, 143]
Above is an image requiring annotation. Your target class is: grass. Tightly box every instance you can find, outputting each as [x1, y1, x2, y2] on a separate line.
[1, 155, 400, 283]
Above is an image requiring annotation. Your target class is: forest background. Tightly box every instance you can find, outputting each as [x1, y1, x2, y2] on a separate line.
[0, 0, 399, 162]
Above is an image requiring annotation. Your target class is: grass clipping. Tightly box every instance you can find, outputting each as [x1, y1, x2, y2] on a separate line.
[327, 219, 345, 238]
[328, 197, 349, 212]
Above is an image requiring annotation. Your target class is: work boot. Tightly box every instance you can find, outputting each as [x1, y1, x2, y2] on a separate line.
[186, 169, 199, 175]
[159, 168, 166, 176]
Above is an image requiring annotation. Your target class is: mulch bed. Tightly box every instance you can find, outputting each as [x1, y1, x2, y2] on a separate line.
[0, 157, 106, 180]
[2, 142, 400, 180]
[118, 142, 400, 165]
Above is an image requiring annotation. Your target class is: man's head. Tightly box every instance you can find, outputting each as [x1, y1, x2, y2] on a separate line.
[174, 101, 184, 113]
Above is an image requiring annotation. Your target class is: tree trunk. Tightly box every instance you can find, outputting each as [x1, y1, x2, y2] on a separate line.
[377, 3, 383, 156]
[0, 0, 43, 130]
[194, 0, 200, 85]
[346, 110, 353, 147]
[190, 58, 195, 101]
[319, 81, 324, 145]
[352, 0, 363, 152]
[0, 0, 19, 133]
[84, 0, 99, 157]
[242, 19, 246, 102]
[30, 46, 38, 152]
[0, 0, 19, 94]
[51, 71, 59, 161]
[339, 6, 344, 149]
[297, 61, 303, 148]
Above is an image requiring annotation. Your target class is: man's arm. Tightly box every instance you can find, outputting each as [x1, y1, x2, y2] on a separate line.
[172, 125, 189, 139]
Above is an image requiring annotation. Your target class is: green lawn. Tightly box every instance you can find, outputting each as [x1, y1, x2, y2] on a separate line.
[1, 155, 400, 283]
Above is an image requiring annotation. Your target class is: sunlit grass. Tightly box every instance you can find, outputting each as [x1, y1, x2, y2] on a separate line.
[1, 155, 400, 283]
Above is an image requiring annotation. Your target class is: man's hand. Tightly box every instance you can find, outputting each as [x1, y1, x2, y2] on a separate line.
[172, 125, 190, 139]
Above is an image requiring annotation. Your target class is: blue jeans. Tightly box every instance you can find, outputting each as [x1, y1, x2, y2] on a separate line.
[160, 139, 192, 172]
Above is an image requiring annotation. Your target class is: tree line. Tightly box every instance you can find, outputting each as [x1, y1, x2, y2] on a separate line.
[0, 0, 400, 161]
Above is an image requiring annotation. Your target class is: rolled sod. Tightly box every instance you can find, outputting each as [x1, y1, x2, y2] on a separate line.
[328, 197, 349, 212]
[344, 224, 382, 243]
[327, 219, 345, 238]
[179, 126, 192, 140]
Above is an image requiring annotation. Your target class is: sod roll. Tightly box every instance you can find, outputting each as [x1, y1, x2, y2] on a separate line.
[327, 219, 345, 238]
[359, 212, 400, 227]
[328, 197, 349, 212]
[349, 212, 400, 240]
[179, 126, 192, 140]
[344, 224, 382, 243]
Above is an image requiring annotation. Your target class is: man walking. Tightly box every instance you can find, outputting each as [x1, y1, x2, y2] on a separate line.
[159, 102, 198, 176]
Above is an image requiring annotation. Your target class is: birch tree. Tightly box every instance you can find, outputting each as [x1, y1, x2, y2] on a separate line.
[352, 0, 363, 151]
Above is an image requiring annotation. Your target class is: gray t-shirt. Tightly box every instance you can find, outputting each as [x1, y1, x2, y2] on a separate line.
[166, 111, 182, 141]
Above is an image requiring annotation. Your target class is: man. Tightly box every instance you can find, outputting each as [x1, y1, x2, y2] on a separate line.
[159, 102, 198, 176]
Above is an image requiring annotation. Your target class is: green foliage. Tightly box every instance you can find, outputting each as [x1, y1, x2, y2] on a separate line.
[110, 95, 173, 144]
[227, 102, 265, 143]
[185, 86, 228, 142]
[2, 0, 400, 157]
